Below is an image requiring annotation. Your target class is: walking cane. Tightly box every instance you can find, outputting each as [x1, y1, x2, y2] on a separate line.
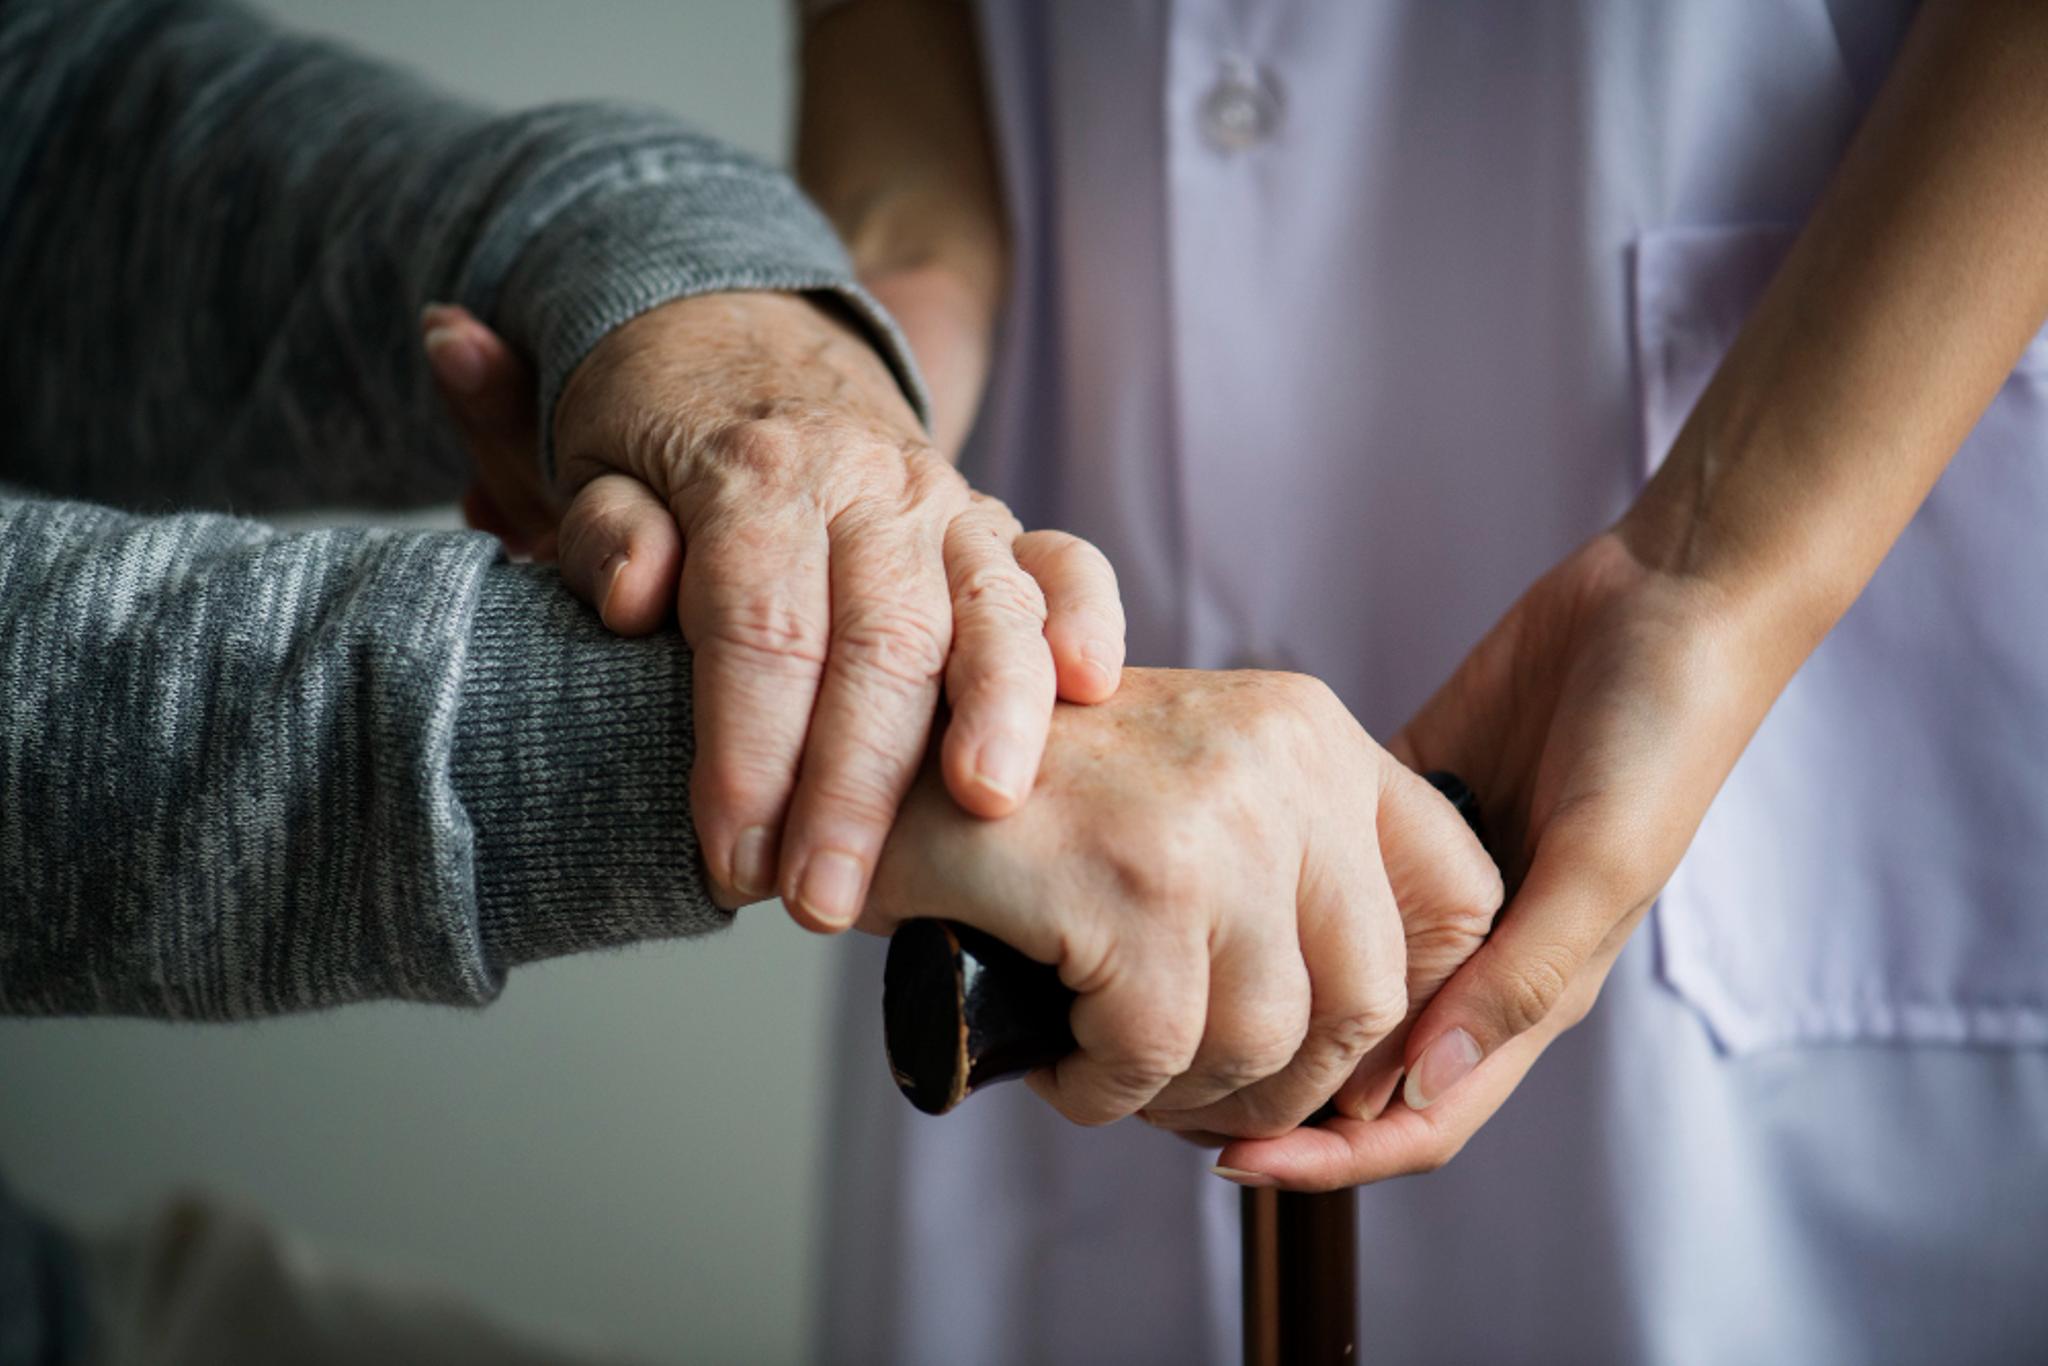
[883, 773, 1487, 1364]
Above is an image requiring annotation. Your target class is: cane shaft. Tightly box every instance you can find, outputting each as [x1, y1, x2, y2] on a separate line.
[1243, 1187, 1358, 1366]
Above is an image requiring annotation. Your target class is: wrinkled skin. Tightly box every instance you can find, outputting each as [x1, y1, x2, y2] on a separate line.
[863, 667, 1504, 1142]
[1215, 533, 1777, 1189]
[423, 293, 1125, 931]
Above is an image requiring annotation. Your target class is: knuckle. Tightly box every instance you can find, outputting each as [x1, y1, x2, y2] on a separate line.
[834, 602, 951, 689]
[1038, 528, 1095, 566]
[1272, 669, 1340, 711]
[1103, 824, 1206, 915]
[1452, 862, 1509, 936]
[1070, 799, 1241, 931]
[700, 593, 828, 670]
[1100, 1044, 1189, 1102]
[1244, 672, 1351, 751]
[1072, 540, 1121, 596]
[900, 446, 968, 507]
[1108, 997, 1205, 1086]
[709, 419, 804, 483]
[1030, 527, 1118, 584]
[947, 665, 1056, 736]
[1198, 1033, 1300, 1097]
[1497, 946, 1576, 1037]
[1324, 989, 1406, 1060]
[689, 751, 792, 820]
[841, 444, 962, 520]
[954, 561, 1049, 631]
[963, 490, 1026, 540]
[802, 739, 916, 829]
[1407, 885, 1499, 979]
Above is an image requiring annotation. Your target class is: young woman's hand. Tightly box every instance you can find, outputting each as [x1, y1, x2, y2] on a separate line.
[1214, 532, 1787, 1190]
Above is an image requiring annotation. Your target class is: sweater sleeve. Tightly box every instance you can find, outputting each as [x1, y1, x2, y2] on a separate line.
[0, 0, 924, 513]
[0, 487, 723, 1019]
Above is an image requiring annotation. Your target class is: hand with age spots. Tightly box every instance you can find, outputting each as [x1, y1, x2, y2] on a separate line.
[420, 293, 1125, 926]
[859, 667, 1503, 1140]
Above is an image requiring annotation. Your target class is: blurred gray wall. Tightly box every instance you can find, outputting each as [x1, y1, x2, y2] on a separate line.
[0, 5, 847, 1363]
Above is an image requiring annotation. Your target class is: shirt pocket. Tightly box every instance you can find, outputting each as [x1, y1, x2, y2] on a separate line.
[1635, 224, 2048, 1054]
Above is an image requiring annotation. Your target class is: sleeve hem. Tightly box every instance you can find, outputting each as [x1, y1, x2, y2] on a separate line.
[452, 563, 729, 973]
[485, 160, 932, 481]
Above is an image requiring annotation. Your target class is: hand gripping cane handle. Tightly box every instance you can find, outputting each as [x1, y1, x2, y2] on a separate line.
[881, 771, 1486, 1115]
[881, 771, 1489, 1366]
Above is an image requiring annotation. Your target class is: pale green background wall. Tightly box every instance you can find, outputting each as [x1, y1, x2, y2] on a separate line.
[0, 5, 849, 1362]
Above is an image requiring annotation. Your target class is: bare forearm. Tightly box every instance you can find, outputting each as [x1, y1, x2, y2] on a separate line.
[1626, 0, 2048, 659]
[797, 0, 1007, 453]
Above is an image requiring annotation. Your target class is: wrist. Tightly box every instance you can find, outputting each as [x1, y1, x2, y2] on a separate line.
[1618, 405, 1875, 657]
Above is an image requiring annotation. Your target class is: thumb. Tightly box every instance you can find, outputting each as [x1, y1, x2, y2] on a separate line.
[1397, 803, 1622, 1111]
[421, 304, 558, 549]
[555, 473, 684, 636]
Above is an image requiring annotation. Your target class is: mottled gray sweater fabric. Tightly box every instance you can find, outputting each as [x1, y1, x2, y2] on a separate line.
[0, 0, 920, 1024]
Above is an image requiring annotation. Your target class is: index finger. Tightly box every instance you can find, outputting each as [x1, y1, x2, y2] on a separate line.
[675, 508, 831, 907]
[775, 509, 954, 932]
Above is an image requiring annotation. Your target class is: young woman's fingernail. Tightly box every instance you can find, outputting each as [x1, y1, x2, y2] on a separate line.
[419, 301, 457, 328]
[423, 326, 486, 394]
[972, 736, 1032, 804]
[795, 850, 866, 927]
[1210, 1166, 1276, 1188]
[597, 552, 629, 621]
[731, 826, 773, 899]
[1403, 1028, 1482, 1111]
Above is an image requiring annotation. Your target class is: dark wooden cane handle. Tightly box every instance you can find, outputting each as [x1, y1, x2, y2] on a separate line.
[882, 919, 1077, 1115]
[881, 771, 1484, 1116]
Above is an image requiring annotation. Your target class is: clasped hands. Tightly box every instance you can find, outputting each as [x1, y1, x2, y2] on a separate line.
[425, 291, 1752, 1191]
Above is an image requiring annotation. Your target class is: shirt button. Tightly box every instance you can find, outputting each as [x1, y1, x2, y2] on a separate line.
[1199, 60, 1284, 152]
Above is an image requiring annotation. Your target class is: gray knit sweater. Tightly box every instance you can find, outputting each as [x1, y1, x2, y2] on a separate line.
[1, 3, 930, 1356]
[0, 0, 923, 1024]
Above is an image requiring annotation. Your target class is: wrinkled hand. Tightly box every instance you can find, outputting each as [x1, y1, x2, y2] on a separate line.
[862, 668, 1503, 1140]
[1216, 531, 1786, 1189]
[420, 296, 1125, 925]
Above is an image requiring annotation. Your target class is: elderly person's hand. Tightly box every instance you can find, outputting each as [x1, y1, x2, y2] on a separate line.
[861, 667, 1503, 1137]
[420, 294, 1124, 925]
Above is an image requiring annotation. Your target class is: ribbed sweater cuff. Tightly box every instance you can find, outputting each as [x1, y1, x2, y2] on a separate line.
[498, 162, 932, 479]
[451, 563, 730, 972]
